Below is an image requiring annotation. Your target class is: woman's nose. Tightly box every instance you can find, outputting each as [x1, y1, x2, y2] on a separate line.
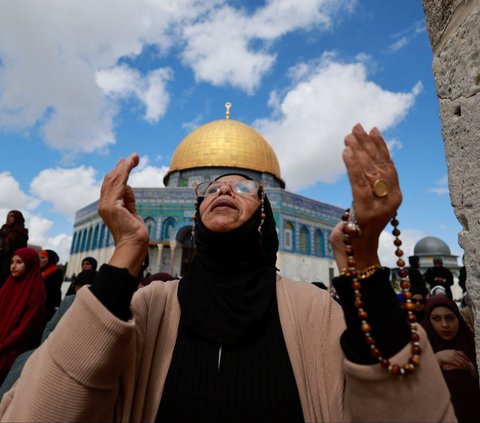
[219, 182, 233, 195]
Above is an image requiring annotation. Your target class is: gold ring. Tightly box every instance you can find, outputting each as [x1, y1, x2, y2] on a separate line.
[372, 179, 389, 197]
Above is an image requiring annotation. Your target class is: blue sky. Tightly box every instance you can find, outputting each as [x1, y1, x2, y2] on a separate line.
[0, 0, 462, 266]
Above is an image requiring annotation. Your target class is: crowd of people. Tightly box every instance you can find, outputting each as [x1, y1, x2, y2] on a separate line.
[0, 209, 175, 395]
[0, 124, 477, 422]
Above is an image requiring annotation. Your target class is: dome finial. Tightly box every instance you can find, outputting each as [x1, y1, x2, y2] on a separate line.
[225, 102, 231, 120]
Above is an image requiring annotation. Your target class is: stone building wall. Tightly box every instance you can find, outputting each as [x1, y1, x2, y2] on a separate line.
[422, 0, 480, 354]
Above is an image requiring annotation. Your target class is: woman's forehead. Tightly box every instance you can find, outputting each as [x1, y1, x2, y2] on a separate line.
[215, 174, 248, 182]
[431, 306, 455, 316]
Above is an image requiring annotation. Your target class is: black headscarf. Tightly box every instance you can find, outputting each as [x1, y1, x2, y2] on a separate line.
[82, 256, 98, 271]
[178, 174, 279, 346]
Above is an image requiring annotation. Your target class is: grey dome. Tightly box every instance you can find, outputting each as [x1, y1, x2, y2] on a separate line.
[413, 236, 451, 256]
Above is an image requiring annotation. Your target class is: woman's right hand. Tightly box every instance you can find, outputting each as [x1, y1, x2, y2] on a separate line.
[98, 153, 149, 277]
[435, 349, 471, 371]
[330, 124, 402, 271]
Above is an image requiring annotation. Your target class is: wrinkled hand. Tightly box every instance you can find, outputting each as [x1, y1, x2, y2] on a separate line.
[330, 124, 402, 271]
[98, 153, 149, 276]
[436, 349, 472, 371]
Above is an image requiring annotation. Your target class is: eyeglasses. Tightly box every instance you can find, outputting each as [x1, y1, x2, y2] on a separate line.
[411, 298, 426, 304]
[195, 180, 262, 198]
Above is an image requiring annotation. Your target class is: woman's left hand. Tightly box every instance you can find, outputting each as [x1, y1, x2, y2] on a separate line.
[330, 124, 402, 271]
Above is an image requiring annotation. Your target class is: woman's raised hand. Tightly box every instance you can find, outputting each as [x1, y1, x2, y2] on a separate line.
[330, 124, 402, 271]
[98, 153, 149, 276]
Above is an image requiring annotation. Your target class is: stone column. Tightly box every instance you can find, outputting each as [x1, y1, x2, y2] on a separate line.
[422, 0, 480, 354]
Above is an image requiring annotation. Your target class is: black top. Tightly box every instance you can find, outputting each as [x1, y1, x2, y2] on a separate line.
[156, 307, 304, 423]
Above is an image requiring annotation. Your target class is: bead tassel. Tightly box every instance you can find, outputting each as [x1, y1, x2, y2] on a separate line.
[342, 210, 421, 376]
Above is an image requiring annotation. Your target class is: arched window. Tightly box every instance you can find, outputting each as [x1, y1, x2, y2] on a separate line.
[314, 229, 325, 257]
[144, 217, 155, 239]
[161, 218, 176, 241]
[284, 222, 294, 251]
[299, 225, 310, 254]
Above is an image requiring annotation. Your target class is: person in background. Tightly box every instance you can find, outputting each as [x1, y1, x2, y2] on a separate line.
[422, 295, 480, 423]
[407, 256, 426, 291]
[0, 211, 28, 287]
[81, 257, 98, 272]
[424, 257, 454, 300]
[0, 124, 455, 422]
[409, 285, 429, 323]
[65, 257, 99, 296]
[39, 250, 64, 323]
[0, 269, 97, 399]
[0, 248, 45, 385]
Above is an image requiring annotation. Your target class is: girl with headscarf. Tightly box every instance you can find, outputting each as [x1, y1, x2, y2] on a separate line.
[39, 249, 64, 322]
[0, 211, 28, 287]
[0, 248, 46, 385]
[422, 295, 480, 422]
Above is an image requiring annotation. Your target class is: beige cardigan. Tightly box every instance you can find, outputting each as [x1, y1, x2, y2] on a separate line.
[0, 276, 456, 422]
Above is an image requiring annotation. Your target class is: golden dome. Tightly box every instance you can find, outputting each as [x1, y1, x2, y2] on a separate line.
[167, 118, 282, 180]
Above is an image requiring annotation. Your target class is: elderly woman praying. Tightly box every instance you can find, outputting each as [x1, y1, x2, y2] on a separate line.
[0, 124, 455, 422]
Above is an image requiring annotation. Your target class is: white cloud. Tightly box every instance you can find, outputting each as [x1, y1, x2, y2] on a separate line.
[378, 228, 427, 268]
[95, 65, 173, 123]
[388, 20, 426, 54]
[0, 0, 355, 151]
[0, 172, 28, 210]
[130, 163, 169, 188]
[30, 166, 101, 216]
[429, 174, 449, 195]
[0, 0, 213, 153]
[255, 54, 421, 190]
[181, 0, 354, 92]
[41, 233, 73, 264]
[21, 214, 72, 263]
[388, 36, 408, 53]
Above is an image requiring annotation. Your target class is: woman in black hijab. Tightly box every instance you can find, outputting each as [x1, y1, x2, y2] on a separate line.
[0, 125, 455, 422]
[422, 295, 480, 422]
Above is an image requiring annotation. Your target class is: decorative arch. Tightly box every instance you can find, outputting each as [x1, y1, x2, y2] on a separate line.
[144, 217, 156, 239]
[299, 225, 310, 254]
[314, 229, 325, 257]
[283, 221, 295, 251]
[161, 217, 176, 241]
